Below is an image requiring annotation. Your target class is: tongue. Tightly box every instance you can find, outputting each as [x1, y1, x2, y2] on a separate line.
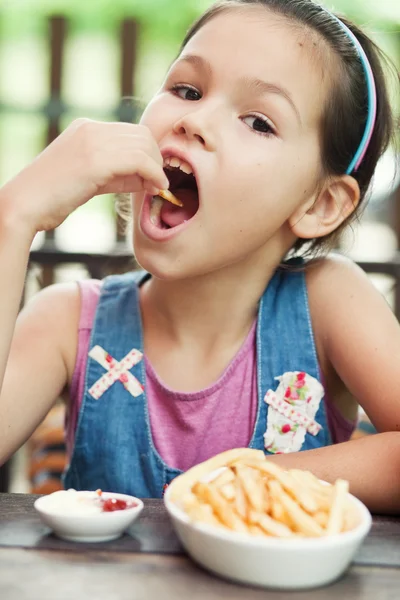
[160, 188, 199, 228]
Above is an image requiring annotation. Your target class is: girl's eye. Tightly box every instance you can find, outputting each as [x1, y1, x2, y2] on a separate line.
[242, 115, 275, 136]
[172, 85, 202, 101]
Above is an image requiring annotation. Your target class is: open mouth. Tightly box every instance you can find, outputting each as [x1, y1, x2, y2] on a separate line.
[149, 157, 199, 230]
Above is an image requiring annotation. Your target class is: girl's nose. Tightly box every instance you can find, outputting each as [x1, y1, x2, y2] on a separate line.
[172, 109, 216, 151]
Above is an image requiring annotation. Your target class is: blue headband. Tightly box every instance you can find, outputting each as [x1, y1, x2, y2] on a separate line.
[324, 10, 377, 175]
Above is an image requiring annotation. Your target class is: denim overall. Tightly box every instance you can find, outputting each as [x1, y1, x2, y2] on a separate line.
[64, 267, 330, 498]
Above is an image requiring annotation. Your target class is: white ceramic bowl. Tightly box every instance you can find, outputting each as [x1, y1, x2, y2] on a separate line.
[34, 490, 144, 543]
[164, 483, 372, 590]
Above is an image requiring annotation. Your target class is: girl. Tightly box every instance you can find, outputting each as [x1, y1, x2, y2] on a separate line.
[1, 0, 400, 512]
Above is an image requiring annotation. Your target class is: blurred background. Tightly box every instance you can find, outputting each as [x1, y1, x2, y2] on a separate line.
[0, 0, 399, 493]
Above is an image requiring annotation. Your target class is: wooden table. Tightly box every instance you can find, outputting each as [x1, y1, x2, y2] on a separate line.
[1, 493, 399, 600]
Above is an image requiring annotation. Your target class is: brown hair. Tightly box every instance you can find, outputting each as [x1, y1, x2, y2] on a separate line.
[180, 0, 398, 260]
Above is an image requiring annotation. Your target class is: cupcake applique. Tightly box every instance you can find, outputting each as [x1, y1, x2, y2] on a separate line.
[264, 371, 324, 454]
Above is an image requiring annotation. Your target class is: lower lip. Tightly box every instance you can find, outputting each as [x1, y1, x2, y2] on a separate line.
[139, 194, 195, 242]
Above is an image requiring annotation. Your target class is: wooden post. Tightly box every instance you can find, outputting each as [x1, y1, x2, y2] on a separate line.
[0, 461, 9, 493]
[46, 16, 66, 147]
[116, 19, 139, 242]
[43, 16, 67, 284]
[392, 184, 400, 248]
[119, 19, 138, 120]
[388, 32, 400, 250]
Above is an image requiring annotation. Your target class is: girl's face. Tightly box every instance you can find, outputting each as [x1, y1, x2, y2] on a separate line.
[133, 6, 330, 280]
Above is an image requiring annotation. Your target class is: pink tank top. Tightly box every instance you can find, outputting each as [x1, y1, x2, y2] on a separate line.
[66, 280, 355, 469]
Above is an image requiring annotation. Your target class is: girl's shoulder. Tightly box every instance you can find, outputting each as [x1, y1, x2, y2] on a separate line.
[305, 252, 367, 289]
[305, 253, 376, 317]
[305, 253, 400, 431]
[22, 280, 82, 331]
[21, 279, 101, 381]
[305, 252, 385, 343]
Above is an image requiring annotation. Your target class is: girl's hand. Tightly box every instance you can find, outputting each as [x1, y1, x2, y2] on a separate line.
[0, 119, 169, 234]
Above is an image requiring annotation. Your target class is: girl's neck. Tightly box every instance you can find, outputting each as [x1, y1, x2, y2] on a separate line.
[140, 254, 278, 352]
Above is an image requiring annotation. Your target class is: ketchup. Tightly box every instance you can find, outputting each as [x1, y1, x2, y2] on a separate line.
[95, 490, 137, 512]
[101, 498, 137, 512]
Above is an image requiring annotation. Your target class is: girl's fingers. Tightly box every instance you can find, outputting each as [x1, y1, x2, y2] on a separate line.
[116, 150, 169, 191]
[144, 182, 163, 195]
[97, 150, 169, 196]
[97, 177, 163, 197]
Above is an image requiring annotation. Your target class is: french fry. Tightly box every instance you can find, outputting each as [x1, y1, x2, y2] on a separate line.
[290, 469, 333, 498]
[326, 479, 349, 535]
[249, 524, 267, 537]
[263, 483, 271, 514]
[250, 510, 294, 538]
[238, 459, 318, 515]
[233, 472, 248, 520]
[268, 481, 324, 537]
[157, 189, 183, 207]
[219, 482, 236, 502]
[268, 480, 292, 526]
[343, 502, 361, 531]
[212, 467, 235, 488]
[234, 465, 266, 513]
[192, 482, 248, 533]
[182, 491, 200, 513]
[271, 498, 287, 523]
[313, 510, 329, 528]
[185, 498, 223, 528]
[289, 470, 335, 514]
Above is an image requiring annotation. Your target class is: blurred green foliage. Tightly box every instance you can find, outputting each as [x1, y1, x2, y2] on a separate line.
[0, 0, 399, 71]
[0, 0, 213, 41]
[1, 0, 399, 40]
[333, 0, 400, 25]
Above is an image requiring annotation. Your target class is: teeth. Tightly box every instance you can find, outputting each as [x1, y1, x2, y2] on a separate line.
[169, 157, 181, 168]
[163, 156, 193, 175]
[150, 196, 163, 225]
[180, 161, 192, 174]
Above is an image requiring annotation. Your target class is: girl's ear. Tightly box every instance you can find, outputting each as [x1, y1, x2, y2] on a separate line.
[288, 175, 360, 240]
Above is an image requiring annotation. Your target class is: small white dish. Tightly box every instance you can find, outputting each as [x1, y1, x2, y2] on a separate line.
[164, 480, 372, 590]
[34, 490, 144, 543]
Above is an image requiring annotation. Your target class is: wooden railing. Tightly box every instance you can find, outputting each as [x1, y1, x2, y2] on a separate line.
[29, 241, 134, 281]
[27, 245, 400, 317]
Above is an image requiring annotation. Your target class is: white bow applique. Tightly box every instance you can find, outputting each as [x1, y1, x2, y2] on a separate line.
[264, 371, 324, 454]
[88, 345, 144, 400]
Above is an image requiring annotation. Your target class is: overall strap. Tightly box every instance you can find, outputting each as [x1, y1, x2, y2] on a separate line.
[250, 265, 331, 451]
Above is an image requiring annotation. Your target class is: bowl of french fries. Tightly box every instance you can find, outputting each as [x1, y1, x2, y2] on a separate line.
[164, 449, 371, 590]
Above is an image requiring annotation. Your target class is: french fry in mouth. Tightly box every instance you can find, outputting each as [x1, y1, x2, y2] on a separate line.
[157, 189, 183, 207]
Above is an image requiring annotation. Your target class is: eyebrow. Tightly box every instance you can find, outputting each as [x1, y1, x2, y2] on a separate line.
[239, 77, 302, 126]
[175, 54, 302, 127]
[176, 54, 213, 76]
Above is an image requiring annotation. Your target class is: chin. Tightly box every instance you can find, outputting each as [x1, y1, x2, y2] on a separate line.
[134, 242, 223, 283]
[133, 246, 187, 281]
[132, 223, 202, 281]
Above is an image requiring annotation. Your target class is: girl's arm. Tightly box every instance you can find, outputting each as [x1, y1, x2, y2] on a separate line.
[0, 119, 168, 465]
[296, 255, 400, 513]
[0, 268, 80, 465]
[308, 255, 400, 434]
[0, 213, 66, 464]
[270, 432, 400, 514]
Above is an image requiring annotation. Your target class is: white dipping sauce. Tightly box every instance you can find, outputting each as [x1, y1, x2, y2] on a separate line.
[40, 489, 103, 516]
